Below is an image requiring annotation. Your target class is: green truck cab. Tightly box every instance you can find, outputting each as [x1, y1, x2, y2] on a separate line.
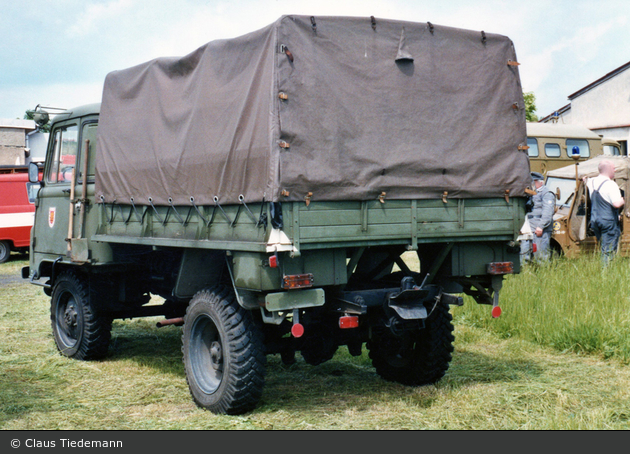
[23, 15, 530, 415]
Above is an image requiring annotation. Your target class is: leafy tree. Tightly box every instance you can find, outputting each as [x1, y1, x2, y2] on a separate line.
[523, 91, 538, 122]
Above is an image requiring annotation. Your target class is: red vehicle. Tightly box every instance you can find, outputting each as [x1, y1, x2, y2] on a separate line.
[0, 166, 41, 263]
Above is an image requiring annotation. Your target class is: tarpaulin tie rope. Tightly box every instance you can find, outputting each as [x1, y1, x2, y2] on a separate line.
[257, 198, 268, 230]
[148, 197, 165, 224]
[213, 196, 232, 224]
[167, 197, 187, 226]
[371, 16, 376, 31]
[128, 197, 146, 224]
[231, 194, 259, 227]
[427, 22, 434, 34]
[190, 197, 213, 227]
[481, 31, 487, 44]
[311, 16, 316, 32]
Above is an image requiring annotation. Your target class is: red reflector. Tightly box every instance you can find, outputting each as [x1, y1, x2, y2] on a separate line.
[282, 273, 314, 289]
[492, 306, 502, 318]
[532, 243, 537, 253]
[269, 255, 278, 268]
[291, 323, 304, 338]
[486, 262, 514, 275]
[339, 315, 359, 329]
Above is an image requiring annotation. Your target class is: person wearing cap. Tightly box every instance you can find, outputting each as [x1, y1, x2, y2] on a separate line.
[526, 171, 556, 261]
[585, 159, 625, 266]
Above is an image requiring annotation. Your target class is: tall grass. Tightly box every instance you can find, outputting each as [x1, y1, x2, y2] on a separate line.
[453, 254, 630, 363]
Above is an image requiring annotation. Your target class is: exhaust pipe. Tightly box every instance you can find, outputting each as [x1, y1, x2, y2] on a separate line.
[156, 317, 184, 328]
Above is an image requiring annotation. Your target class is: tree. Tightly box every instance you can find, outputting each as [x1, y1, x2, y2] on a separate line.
[523, 91, 538, 122]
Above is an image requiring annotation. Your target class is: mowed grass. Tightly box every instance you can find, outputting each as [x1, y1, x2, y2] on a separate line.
[2, 254, 630, 430]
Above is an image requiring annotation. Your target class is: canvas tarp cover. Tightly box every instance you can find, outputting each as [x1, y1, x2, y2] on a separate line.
[95, 15, 531, 206]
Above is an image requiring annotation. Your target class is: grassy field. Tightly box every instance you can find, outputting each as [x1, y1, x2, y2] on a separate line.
[2, 253, 630, 430]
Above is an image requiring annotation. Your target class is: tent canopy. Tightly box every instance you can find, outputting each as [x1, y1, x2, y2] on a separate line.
[95, 15, 531, 206]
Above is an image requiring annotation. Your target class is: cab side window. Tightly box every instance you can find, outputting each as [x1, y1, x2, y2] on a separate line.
[47, 125, 79, 184]
[79, 122, 98, 181]
[545, 143, 561, 158]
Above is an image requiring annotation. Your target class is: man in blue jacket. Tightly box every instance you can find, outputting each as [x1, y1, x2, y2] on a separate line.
[527, 172, 556, 261]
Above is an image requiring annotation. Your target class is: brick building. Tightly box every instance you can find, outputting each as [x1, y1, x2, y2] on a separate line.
[0, 119, 37, 166]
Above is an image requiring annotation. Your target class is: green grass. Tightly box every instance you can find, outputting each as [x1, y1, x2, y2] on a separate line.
[452, 254, 630, 363]
[2, 255, 630, 429]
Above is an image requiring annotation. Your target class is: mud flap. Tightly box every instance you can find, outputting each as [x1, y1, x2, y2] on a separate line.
[387, 285, 440, 320]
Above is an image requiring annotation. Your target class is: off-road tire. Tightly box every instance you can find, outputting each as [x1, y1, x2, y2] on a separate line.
[50, 271, 112, 360]
[182, 286, 266, 415]
[0, 240, 10, 263]
[368, 302, 454, 386]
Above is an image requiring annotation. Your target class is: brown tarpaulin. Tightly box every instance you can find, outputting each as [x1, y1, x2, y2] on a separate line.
[95, 15, 531, 206]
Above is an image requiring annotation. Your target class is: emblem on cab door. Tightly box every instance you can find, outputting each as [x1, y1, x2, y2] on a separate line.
[49, 207, 56, 228]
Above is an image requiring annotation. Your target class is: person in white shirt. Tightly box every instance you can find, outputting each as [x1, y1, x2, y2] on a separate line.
[585, 159, 625, 266]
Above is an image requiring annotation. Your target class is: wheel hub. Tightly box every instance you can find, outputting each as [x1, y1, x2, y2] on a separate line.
[64, 304, 78, 328]
[210, 341, 223, 370]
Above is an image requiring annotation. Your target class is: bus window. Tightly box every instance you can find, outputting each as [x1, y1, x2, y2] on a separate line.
[566, 139, 589, 158]
[545, 143, 561, 157]
[527, 137, 539, 157]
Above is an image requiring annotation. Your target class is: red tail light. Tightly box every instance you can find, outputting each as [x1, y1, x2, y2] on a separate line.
[339, 315, 359, 329]
[486, 262, 514, 275]
[282, 274, 314, 289]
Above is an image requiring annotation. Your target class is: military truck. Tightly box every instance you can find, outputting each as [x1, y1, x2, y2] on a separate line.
[546, 155, 629, 257]
[526, 122, 621, 176]
[23, 15, 530, 415]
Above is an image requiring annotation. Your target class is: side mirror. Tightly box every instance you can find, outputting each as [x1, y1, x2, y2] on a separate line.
[33, 111, 50, 127]
[28, 162, 40, 183]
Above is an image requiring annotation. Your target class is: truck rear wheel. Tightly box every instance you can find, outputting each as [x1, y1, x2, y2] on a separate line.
[0, 240, 10, 263]
[368, 302, 454, 386]
[182, 286, 266, 415]
[50, 271, 112, 360]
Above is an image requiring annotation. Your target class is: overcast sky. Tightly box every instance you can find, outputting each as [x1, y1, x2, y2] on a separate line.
[1, 0, 628, 120]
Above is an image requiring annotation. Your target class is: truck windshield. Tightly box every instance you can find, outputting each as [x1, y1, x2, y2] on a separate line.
[546, 177, 579, 207]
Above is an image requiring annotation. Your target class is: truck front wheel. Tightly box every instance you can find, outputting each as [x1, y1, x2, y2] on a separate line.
[50, 271, 112, 360]
[368, 302, 454, 386]
[182, 286, 266, 415]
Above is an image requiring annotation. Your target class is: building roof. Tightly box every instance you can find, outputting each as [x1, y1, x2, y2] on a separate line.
[0, 118, 36, 131]
[568, 60, 630, 100]
[526, 121, 600, 139]
[539, 103, 571, 123]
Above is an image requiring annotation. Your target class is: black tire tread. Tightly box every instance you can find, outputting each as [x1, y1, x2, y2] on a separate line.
[0, 240, 10, 264]
[369, 302, 454, 386]
[51, 271, 112, 360]
[182, 286, 266, 415]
